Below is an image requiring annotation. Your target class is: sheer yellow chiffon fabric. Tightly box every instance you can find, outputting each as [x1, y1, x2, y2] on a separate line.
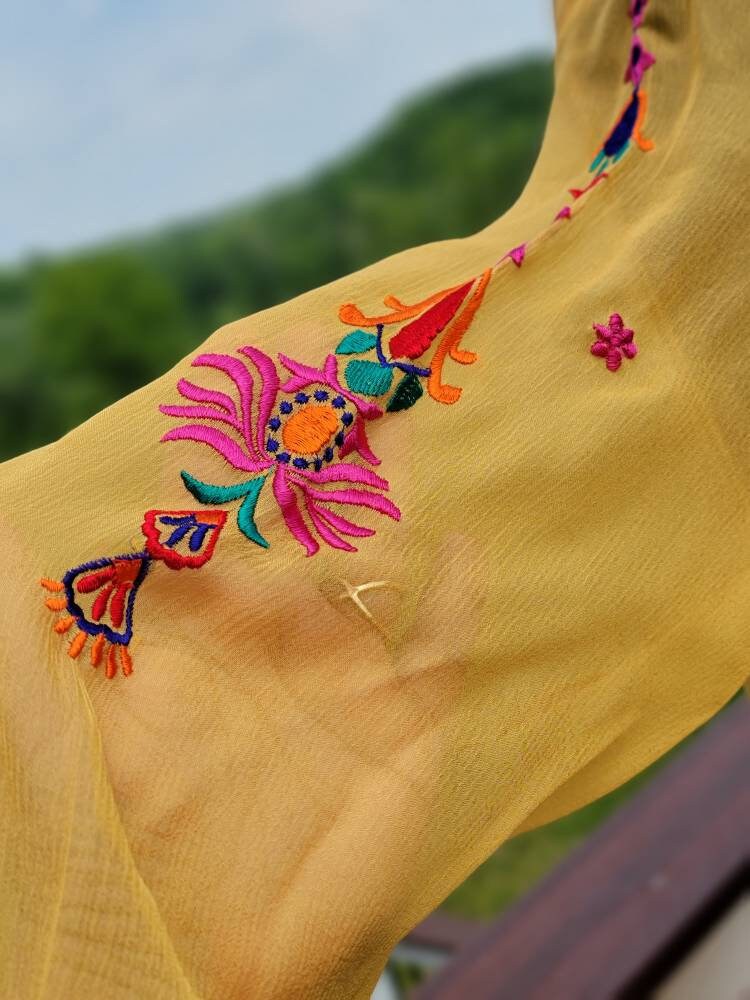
[1, 1, 749, 997]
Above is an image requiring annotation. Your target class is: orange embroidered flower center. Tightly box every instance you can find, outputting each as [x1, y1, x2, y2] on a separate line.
[281, 404, 339, 454]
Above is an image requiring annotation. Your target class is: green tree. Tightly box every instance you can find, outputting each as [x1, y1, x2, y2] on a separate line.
[25, 252, 191, 450]
[0, 57, 552, 460]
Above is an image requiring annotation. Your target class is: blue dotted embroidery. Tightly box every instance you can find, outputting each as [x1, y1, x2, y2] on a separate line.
[265, 386, 357, 469]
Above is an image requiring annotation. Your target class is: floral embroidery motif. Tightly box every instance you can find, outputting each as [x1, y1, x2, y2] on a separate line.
[591, 3, 655, 175]
[142, 509, 226, 568]
[41, 508, 226, 677]
[590, 313, 638, 371]
[43, 2, 659, 680]
[338, 269, 491, 405]
[159, 348, 400, 557]
[591, 90, 654, 174]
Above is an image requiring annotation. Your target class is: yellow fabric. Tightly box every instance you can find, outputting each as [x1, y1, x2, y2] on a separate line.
[1, 1, 749, 997]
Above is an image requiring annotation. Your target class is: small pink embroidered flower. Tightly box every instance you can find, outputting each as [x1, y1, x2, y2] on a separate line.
[159, 347, 401, 556]
[625, 35, 656, 89]
[590, 314, 638, 372]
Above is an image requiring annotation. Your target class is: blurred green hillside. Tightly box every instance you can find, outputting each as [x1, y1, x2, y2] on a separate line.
[0, 57, 552, 461]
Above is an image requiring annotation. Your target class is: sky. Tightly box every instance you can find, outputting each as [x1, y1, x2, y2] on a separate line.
[2, 1, 554, 264]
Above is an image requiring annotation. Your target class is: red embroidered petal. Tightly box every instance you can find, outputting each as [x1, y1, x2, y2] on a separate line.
[109, 583, 131, 629]
[388, 282, 473, 360]
[141, 509, 227, 570]
[91, 583, 114, 621]
[76, 567, 116, 593]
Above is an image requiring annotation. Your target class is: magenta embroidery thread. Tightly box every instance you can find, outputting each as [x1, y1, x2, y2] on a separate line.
[590, 314, 638, 372]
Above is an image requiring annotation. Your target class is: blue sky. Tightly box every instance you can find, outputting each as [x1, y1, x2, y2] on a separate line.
[2, 1, 554, 264]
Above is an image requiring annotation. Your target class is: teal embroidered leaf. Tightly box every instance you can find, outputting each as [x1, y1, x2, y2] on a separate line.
[181, 470, 269, 549]
[385, 373, 424, 412]
[236, 486, 269, 548]
[335, 329, 378, 355]
[344, 359, 393, 397]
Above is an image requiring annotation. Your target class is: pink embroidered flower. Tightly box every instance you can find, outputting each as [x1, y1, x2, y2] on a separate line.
[625, 35, 656, 89]
[629, 0, 648, 28]
[159, 347, 401, 555]
[590, 314, 638, 372]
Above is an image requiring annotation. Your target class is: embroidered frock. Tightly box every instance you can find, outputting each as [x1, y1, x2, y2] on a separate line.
[1, 1, 749, 997]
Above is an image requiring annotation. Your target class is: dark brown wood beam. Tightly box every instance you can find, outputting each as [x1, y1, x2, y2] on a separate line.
[415, 696, 750, 1000]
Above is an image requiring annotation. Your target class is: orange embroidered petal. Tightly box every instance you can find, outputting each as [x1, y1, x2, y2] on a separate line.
[40, 577, 64, 593]
[338, 282, 467, 328]
[449, 344, 479, 365]
[90, 634, 105, 668]
[67, 631, 87, 659]
[53, 616, 75, 635]
[633, 90, 654, 151]
[105, 644, 118, 680]
[119, 646, 133, 677]
[428, 269, 492, 404]
[382, 294, 409, 309]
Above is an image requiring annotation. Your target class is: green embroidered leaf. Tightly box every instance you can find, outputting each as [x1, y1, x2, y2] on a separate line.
[335, 329, 378, 355]
[236, 486, 269, 549]
[181, 470, 269, 549]
[386, 373, 424, 412]
[344, 359, 393, 397]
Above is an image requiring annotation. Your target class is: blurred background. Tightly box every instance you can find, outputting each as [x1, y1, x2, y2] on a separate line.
[1, 0, 553, 461]
[3, 4, 748, 998]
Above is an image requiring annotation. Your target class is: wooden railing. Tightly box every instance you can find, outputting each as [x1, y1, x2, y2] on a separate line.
[403, 696, 750, 999]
